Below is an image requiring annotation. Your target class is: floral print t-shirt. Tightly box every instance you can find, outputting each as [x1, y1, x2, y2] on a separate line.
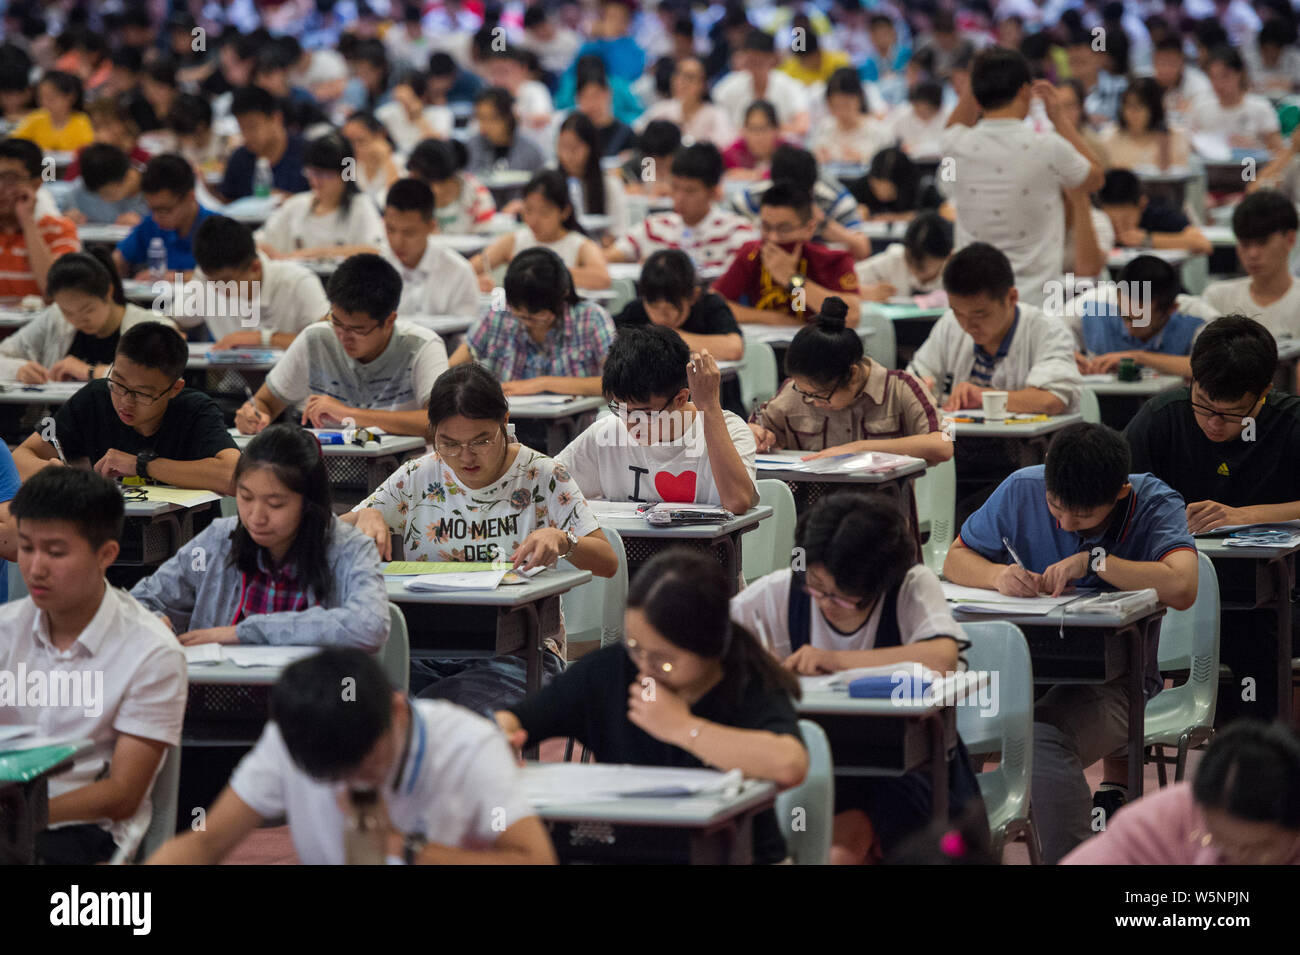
[355, 445, 600, 565]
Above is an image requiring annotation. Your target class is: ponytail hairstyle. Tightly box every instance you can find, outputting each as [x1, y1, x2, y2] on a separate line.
[303, 131, 359, 218]
[229, 424, 335, 604]
[559, 111, 606, 216]
[901, 211, 953, 272]
[795, 492, 917, 607]
[523, 168, 585, 235]
[46, 247, 126, 307]
[342, 110, 397, 152]
[626, 549, 801, 705]
[784, 296, 863, 394]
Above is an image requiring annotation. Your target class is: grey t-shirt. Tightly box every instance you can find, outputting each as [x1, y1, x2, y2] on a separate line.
[265, 319, 449, 412]
[60, 181, 150, 224]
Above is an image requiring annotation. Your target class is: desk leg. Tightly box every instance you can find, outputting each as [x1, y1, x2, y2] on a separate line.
[1125, 622, 1148, 798]
[1272, 555, 1295, 726]
[367, 455, 397, 494]
[929, 713, 948, 821]
[544, 421, 565, 457]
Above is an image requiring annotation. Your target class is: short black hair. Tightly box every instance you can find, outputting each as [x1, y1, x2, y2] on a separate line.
[427, 51, 457, 77]
[384, 177, 435, 219]
[826, 66, 867, 112]
[116, 320, 188, 379]
[406, 137, 466, 181]
[39, 69, 84, 111]
[140, 153, 194, 196]
[602, 324, 690, 403]
[77, 142, 130, 193]
[503, 245, 579, 316]
[10, 466, 124, 549]
[1154, 35, 1185, 56]
[165, 93, 212, 135]
[742, 28, 776, 55]
[909, 79, 944, 111]
[0, 137, 42, 179]
[427, 361, 509, 433]
[796, 493, 916, 601]
[769, 144, 818, 192]
[1044, 422, 1131, 510]
[230, 83, 280, 118]
[1115, 254, 1181, 314]
[942, 242, 1015, 299]
[1192, 721, 1300, 829]
[326, 254, 402, 322]
[1097, 168, 1143, 206]
[193, 215, 257, 272]
[1207, 45, 1244, 75]
[1190, 315, 1278, 402]
[475, 86, 518, 136]
[971, 46, 1031, 111]
[759, 179, 813, 221]
[639, 249, 697, 306]
[270, 649, 394, 781]
[902, 211, 953, 264]
[670, 142, 724, 188]
[1232, 188, 1300, 242]
[638, 119, 682, 159]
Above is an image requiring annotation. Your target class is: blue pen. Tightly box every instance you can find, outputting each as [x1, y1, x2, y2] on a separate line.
[1002, 535, 1027, 570]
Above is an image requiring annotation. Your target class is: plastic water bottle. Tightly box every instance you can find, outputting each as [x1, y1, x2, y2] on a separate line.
[567, 176, 585, 216]
[147, 237, 167, 281]
[253, 157, 273, 199]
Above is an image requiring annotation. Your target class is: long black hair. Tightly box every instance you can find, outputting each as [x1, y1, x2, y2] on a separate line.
[558, 111, 606, 216]
[46, 247, 125, 307]
[304, 131, 358, 218]
[626, 549, 801, 705]
[1192, 721, 1300, 829]
[504, 245, 580, 317]
[523, 168, 584, 235]
[229, 424, 335, 604]
[785, 297, 862, 393]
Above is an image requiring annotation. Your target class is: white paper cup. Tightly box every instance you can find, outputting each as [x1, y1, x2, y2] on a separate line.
[982, 391, 1008, 420]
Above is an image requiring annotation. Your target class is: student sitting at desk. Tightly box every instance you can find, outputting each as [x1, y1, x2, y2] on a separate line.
[1203, 189, 1300, 342]
[59, 143, 149, 226]
[1063, 721, 1300, 865]
[1065, 254, 1216, 378]
[606, 142, 758, 271]
[379, 178, 480, 319]
[10, 70, 94, 152]
[148, 648, 555, 864]
[854, 210, 952, 302]
[1124, 314, 1300, 719]
[713, 181, 862, 328]
[468, 170, 611, 293]
[556, 325, 758, 516]
[750, 297, 951, 466]
[181, 215, 330, 351]
[497, 549, 809, 865]
[130, 425, 389, 649]
[0, 467, 186, 864]
[112, 153, 216, 281]
[344, 363, 617, 709]
[404, 137, 497, 235]
[463, 86, 546, 179]
[216, 85, 310, 202]
[614, 249, 743, 361]
[556, 112, 629, 239]
[942, 422, 1198, 864]
[252, 131, 386, 261]
[1095, 169, 1213, 255]
[450, 247, 615, 398]
[907, 242, 1083, 413]
[0, 249, 173, 384]
[235, 254, 446, 437]
[0, 138, 80, 298]
[731, 494, 981, 863]
[12, 321, 240, 494]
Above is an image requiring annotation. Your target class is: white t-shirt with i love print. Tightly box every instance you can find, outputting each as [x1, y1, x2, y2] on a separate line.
[555, 411, 757, 506]
[353, 445, 600, 565]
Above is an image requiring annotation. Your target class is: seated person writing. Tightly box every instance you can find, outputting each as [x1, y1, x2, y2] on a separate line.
[855, 211, 952, 302]
[112, 153, 215, 281]
[60, 143, 148, 225]
[614, 249, 744, 361]
[1096, 168, 1212, 255]
[379, 178, 480, 319]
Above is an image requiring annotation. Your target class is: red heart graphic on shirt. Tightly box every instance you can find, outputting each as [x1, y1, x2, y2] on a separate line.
[654, 470, 697, 502]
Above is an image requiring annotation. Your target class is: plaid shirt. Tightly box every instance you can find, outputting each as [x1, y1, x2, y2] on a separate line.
[466, 299, 615, 382]
[237, 552, 313, 622]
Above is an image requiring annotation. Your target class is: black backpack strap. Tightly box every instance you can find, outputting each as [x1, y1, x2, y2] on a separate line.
[787, 570, 813, 653]
[873, 580, 906, 649]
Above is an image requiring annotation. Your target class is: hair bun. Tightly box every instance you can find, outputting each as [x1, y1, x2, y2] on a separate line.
[818, 297, 849, 331]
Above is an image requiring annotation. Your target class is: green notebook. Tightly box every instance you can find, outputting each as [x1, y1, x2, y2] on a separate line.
[0, 742, 80, 783]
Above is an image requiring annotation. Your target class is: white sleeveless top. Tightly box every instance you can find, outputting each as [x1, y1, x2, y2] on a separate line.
[510, 227, 588, 269]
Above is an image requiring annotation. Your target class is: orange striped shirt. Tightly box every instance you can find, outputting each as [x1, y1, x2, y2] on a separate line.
[0, 214, 80, 299]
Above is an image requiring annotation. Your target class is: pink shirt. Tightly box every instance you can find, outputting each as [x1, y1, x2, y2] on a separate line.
[1062, 782, 1300, 865]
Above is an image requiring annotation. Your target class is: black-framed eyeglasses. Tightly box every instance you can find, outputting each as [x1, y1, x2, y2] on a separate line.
[329, 315, 384, 337]
[434, 430, 502, 458]
[118, 485, 148, 501]
[791, 381, 839, 403]
[608, 396, 675, 417]
[104, 367, 178, 406]
[1189, 393, 1258, 425]
[802, 584, 872, 611]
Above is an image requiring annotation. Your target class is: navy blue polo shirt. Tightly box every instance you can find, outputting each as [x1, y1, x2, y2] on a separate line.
[1078, 299, 1205, 357]
[219, 134, 310, 201]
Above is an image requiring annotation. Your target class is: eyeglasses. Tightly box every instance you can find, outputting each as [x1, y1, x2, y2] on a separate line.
[434, 430, 501, 458]
[607, 396, 675, 417]
[329, 315, 384, 337]
[791, 381, 838, 404]
[759, 221, 803, 238]
[105, 369, 177, 406]
[1189, 400, 1257, 425]
[624, 636, 675, 674]
[118, 485, 148, 501]
[803, 584, 872, 611]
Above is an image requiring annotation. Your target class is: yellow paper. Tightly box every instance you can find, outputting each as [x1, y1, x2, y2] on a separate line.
[383, 561, 506, 575]
[140, 486, 222, 506]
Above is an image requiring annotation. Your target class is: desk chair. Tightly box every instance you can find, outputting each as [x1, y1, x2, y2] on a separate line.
[775, 719, 834, 864]
[742, 479, 797, 586]
[1145, 550, 1220, 784]
[560, 527, 628, 650]
[1079, 387, 1101, 425]
[381, 603, 411, 693]
[917, 457, 955, 575]
[957, 621, 1040, 863]
[114, 744, 180, 863]
[736, 340, 778, 416]
[859, 302, 897, 369]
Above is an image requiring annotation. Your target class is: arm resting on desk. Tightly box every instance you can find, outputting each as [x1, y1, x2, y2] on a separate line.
[1126, 351, 1192, 378]
[698, 404, 759, 514]
[1006, 387, 1066, 415]
[1094, 549, 1198, 611]
[334, 406, 430, 437]
[566, 527, 619, 578]
[815, 432, 953, 466]
[12, 433, 62, 481]
[146, 785, 265, 864]
[723, 299, 802, 327]
[148, 448, 240, 496]
[679, 721, 809, 790]
[411, 817, 556, 865]
[676, 330, 744, 361]
[816, 636, 960, 675]
[48, 733, 167, 826]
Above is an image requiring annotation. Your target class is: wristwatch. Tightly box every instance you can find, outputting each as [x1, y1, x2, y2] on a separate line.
[788, 273, 806, 296]
[136, 449, 158, 480]
[561, 528, 579, 560]
[403, 832, 427, 865]
[260, 327, 274, 347]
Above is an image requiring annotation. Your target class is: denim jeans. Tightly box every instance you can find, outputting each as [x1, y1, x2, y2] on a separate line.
[412, 652, 565, 718]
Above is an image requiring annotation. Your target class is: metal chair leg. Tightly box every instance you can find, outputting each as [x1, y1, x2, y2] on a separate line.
[1155, 744, 1168, 788]
[1174, 735, 1190, 782]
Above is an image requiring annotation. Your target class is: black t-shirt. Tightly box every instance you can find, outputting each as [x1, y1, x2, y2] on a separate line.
[1125, 387, 1300, 506]
[595, 120, 636, 158]
[614, 292, 742, 338]
[507, 644, 803, 864]
[68, 329, 120, 369]
[51, 379, 238, 469]
[1139, 200, 1190, 235]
